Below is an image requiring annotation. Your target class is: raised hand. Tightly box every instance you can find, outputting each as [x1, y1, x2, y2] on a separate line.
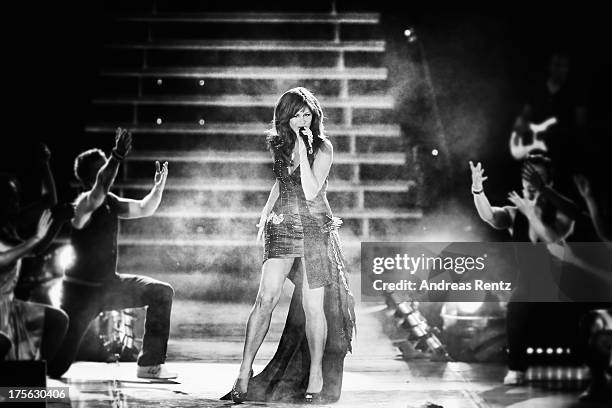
[35, 143, 51, 163]
[522, 163, 545, 191]
[154, 161, 169, 189]
[508, 191, 535, 217]
[34, 209, 53, 240]
[114, 127, 133, 158]
[469, 161, 488, 191]
[574, 174, 591, 199]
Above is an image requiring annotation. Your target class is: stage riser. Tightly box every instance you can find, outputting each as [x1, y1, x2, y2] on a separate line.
[108, 22, 381, 42]
[93, 77, 390, 97]
[116, 191, 412, 211]
[79, 133, 404, 154]
[94, 78, 389, 97]
[101, 49, 385, 69]
[88, 106, 395, 125]
[117, 163, 410, 182]
[75, 4, 423, 277]
[116, 215, 418, 238]
[104, 0, 376, 13]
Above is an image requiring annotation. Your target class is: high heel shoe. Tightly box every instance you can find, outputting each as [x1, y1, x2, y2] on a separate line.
[231, 369, 253, 403]
[304, 392, 323, 404]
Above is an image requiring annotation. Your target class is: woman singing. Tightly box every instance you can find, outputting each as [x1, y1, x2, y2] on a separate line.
[225, 87, 355, 403]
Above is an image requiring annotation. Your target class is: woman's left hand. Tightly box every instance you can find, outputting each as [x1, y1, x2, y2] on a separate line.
[295, 130, 308, 153]
[508, 191, 536, 217]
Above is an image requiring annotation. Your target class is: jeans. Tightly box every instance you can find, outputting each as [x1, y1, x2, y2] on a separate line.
[48, 273, 173, 378]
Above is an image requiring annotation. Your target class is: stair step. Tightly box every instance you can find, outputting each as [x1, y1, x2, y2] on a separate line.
[117, 12, 380, 24]
[127, 150, 406, 165]
[115, 178, 413, 193]
[145, 208, 422, 220]
[85, 122, 401, 137]
[93, 94, 394, 109]
[60, 233, 417, 248]
[101, 66, 387, 80]
[108, 40, 385, 52]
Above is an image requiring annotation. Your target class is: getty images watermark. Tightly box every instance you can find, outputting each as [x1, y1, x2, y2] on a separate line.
[361, 242, 612, 302]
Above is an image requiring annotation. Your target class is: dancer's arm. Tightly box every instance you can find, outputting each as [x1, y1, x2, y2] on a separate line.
[13, 144, 58, 235]
[469, 161, 512, 229]
[72, 128, 132, 229]
[575, 174, 612, 243]
[113, 161, 168, 219]
[0, 210, 52, 267]
[508, 191, 574, 243]
[38, 143, 58, 206]
[296, 129, 332, 201]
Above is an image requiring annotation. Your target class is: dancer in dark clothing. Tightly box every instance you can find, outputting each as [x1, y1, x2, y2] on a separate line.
[470, 155, 574, 385]
[1, 145, 69, 362]
[47, 128, 175, 379]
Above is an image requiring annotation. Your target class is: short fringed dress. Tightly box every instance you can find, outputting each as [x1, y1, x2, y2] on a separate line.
[223, 155, 356, 403]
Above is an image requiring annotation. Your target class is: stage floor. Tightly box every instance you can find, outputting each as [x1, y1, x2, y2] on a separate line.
[46, 302, 608, 408]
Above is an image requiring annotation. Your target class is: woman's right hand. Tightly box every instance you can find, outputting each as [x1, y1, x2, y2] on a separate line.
[256, 212, 267, 243]
[469, 161, 488, 191]
[34, 209, 53, 240]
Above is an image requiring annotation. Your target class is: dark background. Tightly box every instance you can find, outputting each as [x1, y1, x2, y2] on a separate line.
[4, 1, 610, 221]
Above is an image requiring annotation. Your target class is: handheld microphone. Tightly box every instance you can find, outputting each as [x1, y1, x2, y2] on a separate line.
[300, 127, 313, 154]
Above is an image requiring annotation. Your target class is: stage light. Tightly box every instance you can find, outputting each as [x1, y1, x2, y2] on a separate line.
[156, 79, 163, 85]
[404, 28, 413, 37]
[546, 348, 553, 354]
[456, 302, 483, 314]
[536, 348, 543, 354]
[556, 347, 563, 354]
[56, 244, 76, 272]
[199, 79, 205, 86]
[47, 278, 63, 308]
[156, 118, 163, 125]
[431, 149, 439, 156]
[199, 119, 205, 126]
[527, 347, 534, 354]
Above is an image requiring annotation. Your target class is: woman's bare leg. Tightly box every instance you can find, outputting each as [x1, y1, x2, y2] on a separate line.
[301, 262, 327, 394]
[236, 258, 295, 391]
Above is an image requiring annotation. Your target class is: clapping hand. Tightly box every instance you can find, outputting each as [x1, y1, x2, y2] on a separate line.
[469, 161, 488, 191]
[508, 191, 536, 217]
[34, 209, 53, 240]
[522, 163, 545, 191]
[154, 161, 169, 189]
[35, 143, 51, 163]
[114, 127, 133, 158]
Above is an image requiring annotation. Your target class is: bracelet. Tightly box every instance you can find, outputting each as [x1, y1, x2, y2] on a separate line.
[471, 188, 483, 195]
[111, 149, 125, 161]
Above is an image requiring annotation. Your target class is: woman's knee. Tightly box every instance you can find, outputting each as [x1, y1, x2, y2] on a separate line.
[302, 290, 325, 320]
[255, 291, 280, 312]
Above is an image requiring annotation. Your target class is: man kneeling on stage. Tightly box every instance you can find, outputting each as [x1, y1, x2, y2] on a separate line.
[48, 128, 176, 380]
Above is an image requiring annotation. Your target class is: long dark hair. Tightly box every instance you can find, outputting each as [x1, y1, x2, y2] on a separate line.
[265, 87, 325, 166]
